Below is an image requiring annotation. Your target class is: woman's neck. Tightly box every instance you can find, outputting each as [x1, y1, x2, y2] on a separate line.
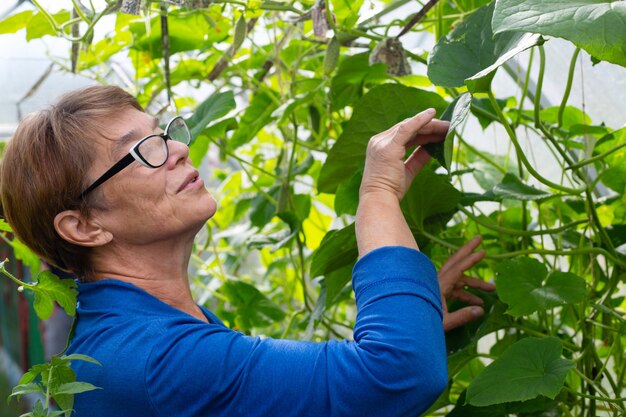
[89, 239, 208, 323]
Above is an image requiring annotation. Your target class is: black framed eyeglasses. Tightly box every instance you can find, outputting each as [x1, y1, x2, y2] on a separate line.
[79, 116, 191, 199]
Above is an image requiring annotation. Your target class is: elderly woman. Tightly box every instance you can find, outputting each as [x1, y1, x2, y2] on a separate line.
[0, 86, 493, 416]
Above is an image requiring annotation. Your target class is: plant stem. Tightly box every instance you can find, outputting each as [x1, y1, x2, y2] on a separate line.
[458, 206, 586, 236]
[558, 47, 581, 128]
[514, 48, 534, 128]
[567, 139, 626, 171]
[358, 0, 412, 28]
[31, 0, 59, 32]
[395, 0, 439, 38]
[487, 89, 583, 195]
[0, 258, 32, 289]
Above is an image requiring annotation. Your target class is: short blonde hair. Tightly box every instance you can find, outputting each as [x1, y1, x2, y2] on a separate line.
[0, 85, 143, 279]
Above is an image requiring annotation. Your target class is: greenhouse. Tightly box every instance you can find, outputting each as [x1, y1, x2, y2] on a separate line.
[1, 0, 625, 416]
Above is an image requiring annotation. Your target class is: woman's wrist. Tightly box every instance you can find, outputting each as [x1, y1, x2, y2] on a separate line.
[356, 192, 418, 257]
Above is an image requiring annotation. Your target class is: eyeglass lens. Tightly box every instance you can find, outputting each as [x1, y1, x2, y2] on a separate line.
[135, 117, 191, 167]
[168, 117, 191, 144]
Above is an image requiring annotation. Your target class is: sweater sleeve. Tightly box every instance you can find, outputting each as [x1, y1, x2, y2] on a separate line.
[145, 246, 447, 417]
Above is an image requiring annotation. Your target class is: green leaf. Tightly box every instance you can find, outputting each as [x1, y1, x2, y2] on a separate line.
[466, 337, 574, 406]
[129, 9, 229, 59]
[495, 257, 587, 316]
[318, 84, 447, 193]
[400, 167, 462, 232]
[334, 170, 361, 216]
[538, 106, 592, 130]
[60, 354, 102, 366]
[332, 0, 364, 28]
[427, 3, 541, 91]
[324, 264, 353, 308]
[190, 118, 238, 167]
[188, 91, 236, 140]
[449, 390, 560, 417]
[11, 238, 41, 276]
[0, 219, 12, 232]
[31, 271, 78, 320]
[229, 89, 280, 151]
[220, 280, 285, 331]
[250, 186, 280, 228]
[492, 174, 551, 201]
[53, 382, 101, 396]
[310, 223, 357, 278]
[78, 31, 131, 70]
[330, 53, 388, 110]
[423, 92, 472, 172]
[470, 97, 508, 129]
[26, 11, 71, 41]
[0, 10, 34, 34]
[271, 91, 317, 126]
[10, 382, 43, 397]
[493, 0, 626, 68]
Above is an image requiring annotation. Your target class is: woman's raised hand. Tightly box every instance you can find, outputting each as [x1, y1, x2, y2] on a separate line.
[359, 108, 450, 200]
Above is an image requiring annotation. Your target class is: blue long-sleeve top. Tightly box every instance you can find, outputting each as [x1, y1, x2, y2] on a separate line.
[66, 246, 447, 416]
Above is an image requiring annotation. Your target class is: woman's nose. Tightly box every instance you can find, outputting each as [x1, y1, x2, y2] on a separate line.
[166, 138, 190, 168]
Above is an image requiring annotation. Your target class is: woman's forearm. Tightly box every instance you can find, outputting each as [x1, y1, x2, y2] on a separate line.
[355, 190, 418, 257]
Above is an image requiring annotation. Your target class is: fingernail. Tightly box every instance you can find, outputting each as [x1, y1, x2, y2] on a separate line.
[472, 307, 484, 317]
[425, 108, 436, 114]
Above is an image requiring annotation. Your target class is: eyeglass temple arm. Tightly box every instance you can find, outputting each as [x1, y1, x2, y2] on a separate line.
[79, 153, 135, 199]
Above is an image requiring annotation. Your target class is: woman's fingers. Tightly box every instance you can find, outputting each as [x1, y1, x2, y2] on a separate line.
[404, 120, 450, 148]
[440, 236, 484, 275]
[463, 276, 496, 292]
[443, 307, 484, 332]
[391, 108, 438, 146]
[452, 289, 485, 306]
[404, 147, 432, 182]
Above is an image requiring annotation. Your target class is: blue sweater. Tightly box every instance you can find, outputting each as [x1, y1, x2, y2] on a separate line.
[67, 246, 447, 416]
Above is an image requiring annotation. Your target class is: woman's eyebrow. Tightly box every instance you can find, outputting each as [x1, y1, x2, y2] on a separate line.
[114, 116, 160, 154]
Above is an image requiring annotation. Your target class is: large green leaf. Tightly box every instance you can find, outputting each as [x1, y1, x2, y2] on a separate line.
[594, 127, 626, 192]
[190, 118, 238, 167]
[449, 390, 560, 416]
[31, 271, 78, 320]
[129, 9, 229, 58]
[495, 257, 587, 316]
[0, 10, 34, 34]
[400, 167, 462, 232]
[310, 223, 357, 278]
[493, 0, 626, 67]
[331, 0, 364, 28]
[334, 170, 362, 216]
[229, 89, 279, 151]
[318, 84, 447, 193]
[427, 2, 541, 91]
[492, 173, 551, 201]
[220, 279, 286, 331]
[25, 10, 71, 41]
[330, 53, 388, 110]
[188, 91, 236, 139]
[466, 337, 574, 406]
[324, 264, 353, 308]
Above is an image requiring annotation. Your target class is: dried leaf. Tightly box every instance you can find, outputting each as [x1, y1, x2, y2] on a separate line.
[369, 37, 411, 76]
[120, 0, 142, 15]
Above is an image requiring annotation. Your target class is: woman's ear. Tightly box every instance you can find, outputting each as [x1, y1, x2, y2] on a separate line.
[54, 210, 113, 247]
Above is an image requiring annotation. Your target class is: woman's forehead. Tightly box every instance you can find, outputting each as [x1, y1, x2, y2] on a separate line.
[95, 110, 159, 158]
[112, 113, 160, 154]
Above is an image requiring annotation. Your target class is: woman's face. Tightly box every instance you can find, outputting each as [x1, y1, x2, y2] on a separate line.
[87, 108, 217, 246]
